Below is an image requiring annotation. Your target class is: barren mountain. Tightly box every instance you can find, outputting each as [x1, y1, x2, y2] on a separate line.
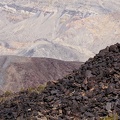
[0, 56, 82, 94]
[0, 0, 120, 61]
[0, 43, 119, 120]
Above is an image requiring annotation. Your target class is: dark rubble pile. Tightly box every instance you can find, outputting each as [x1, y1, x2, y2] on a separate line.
[0, 43, 120, 120]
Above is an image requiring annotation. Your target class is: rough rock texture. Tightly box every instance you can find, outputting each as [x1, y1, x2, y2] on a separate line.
[0, 43, 120, 120]
[0, 56, 82, 94]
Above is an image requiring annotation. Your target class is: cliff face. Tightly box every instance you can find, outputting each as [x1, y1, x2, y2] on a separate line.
[0, 56, 82, 93]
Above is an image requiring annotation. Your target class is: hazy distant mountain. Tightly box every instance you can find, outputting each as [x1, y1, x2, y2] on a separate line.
[0, 55, 82, 94]
[0, 0, 120, 61]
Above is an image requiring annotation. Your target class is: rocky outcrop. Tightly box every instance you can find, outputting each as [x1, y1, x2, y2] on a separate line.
[0, 56, 82, 94]
[0, 43, 120, 120]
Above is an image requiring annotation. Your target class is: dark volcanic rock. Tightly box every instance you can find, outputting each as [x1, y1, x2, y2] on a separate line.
[0, 43, 120, 120]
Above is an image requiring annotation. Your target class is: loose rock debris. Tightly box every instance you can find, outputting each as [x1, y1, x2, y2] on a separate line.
[0, 43, 120, 120]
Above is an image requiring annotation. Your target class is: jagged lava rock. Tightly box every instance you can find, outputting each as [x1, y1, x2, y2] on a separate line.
[0, 43, 120, 120]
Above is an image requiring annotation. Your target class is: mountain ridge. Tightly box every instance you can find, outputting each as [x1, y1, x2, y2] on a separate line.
[0, 55, 83, 94]
[0, 43, 119, 120]
[0, 0, 120, 61]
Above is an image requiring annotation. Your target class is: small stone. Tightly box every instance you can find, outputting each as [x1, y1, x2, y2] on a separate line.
[28, 108, 32, 111]
[85, 112, 94, 117]
[59, 110, 62, 114]
[106, 102, 112, 112]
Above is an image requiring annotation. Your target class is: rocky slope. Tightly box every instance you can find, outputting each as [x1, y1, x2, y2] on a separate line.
[0, 56, 82, 94]
[0, 0, 120, 61]
[0, 43, 119, 120]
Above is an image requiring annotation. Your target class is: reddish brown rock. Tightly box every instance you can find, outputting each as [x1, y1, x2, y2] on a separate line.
[0, 56, 82, 93]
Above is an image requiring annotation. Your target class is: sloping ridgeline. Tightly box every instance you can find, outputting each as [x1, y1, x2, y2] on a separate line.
[0, 43, 120, 120]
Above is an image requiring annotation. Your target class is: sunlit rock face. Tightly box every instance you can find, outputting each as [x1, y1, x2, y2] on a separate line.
[0, 0, 120, 61]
